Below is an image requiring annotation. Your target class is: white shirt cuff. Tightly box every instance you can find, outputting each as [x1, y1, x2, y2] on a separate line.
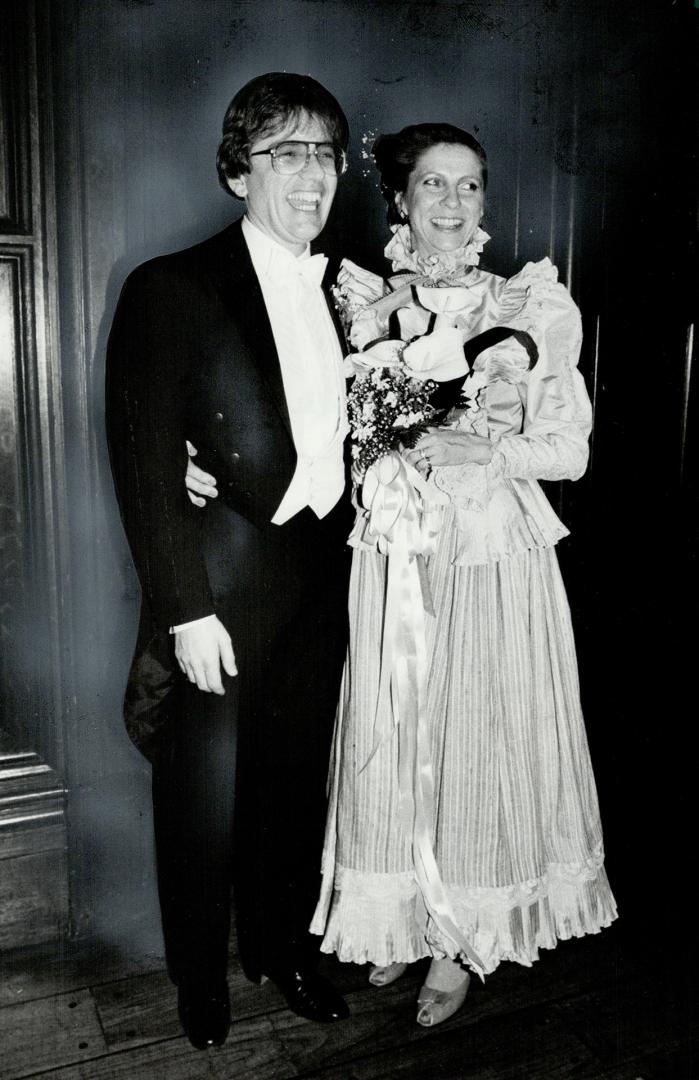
[170, 613, 217, 634]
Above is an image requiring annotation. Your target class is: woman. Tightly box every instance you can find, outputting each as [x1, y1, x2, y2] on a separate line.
[310, 123, 616, 1026]
[187, 123, 617, 1027]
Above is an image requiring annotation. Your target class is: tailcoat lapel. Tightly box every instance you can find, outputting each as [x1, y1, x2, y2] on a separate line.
[314, 245, 348, 355]
[207, 219, 293, 438]
[204, 221, 350, 437]
[316, 248, 354, 399]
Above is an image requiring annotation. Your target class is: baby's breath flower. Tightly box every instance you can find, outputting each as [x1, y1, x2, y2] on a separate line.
[348, 366, 437, 480]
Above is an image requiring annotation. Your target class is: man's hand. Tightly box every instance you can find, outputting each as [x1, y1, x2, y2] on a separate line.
[174, 616, 237, 694]
[185, 441, 218, 507]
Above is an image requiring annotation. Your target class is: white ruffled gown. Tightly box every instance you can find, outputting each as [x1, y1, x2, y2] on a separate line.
[311, 256, 617, 975]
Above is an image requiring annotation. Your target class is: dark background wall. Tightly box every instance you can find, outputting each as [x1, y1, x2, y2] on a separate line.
[17, 0, 695, 961]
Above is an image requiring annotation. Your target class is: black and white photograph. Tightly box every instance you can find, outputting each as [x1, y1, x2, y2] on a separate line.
[0, 1, 696, 1077]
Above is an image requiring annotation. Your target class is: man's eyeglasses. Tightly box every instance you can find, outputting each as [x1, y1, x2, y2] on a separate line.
[249, 140, 347, 177]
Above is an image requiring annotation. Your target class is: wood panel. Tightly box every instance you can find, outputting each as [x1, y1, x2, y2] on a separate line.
[0, 247, 36, 744]
[0, 2, 68, 766]
[0, 1, 70, 944]
[0, 4, 33, 233]
[0, 733, 68, 948]
[0, 849, 68, 950]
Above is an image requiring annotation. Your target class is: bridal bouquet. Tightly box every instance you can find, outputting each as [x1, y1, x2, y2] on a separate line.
[347, 353, 437, 480]
[337, 256, 474, 481]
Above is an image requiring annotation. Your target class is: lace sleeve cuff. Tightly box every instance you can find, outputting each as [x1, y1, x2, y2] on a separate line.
[431, 450, 504, 512]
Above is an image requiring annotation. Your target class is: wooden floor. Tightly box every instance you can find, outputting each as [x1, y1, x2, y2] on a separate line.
[0, 923, 694, 1079]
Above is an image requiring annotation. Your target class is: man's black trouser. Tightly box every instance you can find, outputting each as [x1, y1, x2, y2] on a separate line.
[151, 498, 352, 988]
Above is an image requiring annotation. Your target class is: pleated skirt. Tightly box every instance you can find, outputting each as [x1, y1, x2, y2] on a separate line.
[311, 512, 617, 974]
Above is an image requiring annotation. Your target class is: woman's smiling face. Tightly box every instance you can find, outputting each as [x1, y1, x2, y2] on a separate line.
[398, 143, 485, 258]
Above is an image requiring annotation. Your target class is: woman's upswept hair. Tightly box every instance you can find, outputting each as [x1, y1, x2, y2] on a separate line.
[373, 123, 488, 225]
[216, 72, 349, 197]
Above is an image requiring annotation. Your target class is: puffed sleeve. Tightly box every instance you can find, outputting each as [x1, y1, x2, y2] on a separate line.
[491, 258, 592, 482]
[333, 259, 389, 349]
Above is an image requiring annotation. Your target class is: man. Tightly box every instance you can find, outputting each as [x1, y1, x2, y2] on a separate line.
[106, 72, 354, 1050]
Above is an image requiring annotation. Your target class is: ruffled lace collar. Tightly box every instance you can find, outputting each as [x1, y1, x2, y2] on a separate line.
[384, 223, 490, 283]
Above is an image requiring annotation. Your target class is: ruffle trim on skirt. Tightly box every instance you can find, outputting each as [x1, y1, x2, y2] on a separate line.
[311, 851, 618, 975]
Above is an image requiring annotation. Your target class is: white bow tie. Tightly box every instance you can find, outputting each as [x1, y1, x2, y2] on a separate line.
[265, 249, 327, 289]
[297, 253, 328, 288]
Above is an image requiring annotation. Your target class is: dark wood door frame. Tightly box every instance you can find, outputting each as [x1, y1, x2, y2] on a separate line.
[1, 0, 71, 943]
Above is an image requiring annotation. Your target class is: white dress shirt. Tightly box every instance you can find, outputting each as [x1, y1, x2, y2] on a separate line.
[242, 216, 348, 524]
[173, 217, 348, 633]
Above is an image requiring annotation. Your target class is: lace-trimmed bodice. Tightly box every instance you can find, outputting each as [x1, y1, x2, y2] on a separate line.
[350, 257, 593, 566]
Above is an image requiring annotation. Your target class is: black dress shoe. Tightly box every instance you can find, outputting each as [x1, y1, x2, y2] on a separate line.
[266, 968, 350, 1022]
[177, 980, 231, 1050]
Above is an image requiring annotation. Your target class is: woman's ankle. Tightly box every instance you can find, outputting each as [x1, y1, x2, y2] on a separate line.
[424, 957, 469, 990]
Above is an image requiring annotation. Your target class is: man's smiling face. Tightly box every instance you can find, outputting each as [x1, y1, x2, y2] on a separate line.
[228, 112, 338, 255]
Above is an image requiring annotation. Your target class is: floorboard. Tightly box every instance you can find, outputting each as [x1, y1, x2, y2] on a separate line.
[0, 925, 693, 1080]
[23, 1017, 299, 1080]
[274, 933, 641, 1076]
[294, 1006, 602, 1080]
[0, 988, 107, 1079]
[551, 980, 698, 1075]
[0, 937, 163, 1009]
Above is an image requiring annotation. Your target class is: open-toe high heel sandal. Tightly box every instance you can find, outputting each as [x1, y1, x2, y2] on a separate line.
[368, 962, 408, 987]
[416, 971, 470, 1026]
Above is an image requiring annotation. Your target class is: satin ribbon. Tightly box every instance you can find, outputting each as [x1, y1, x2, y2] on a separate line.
[358, 453, 443, 757]
[402, 326, 470, 382]
[414, 284, 474, 317]
[353, 452, 485, 977]
[344, 338, 405, 377]
[345, 326, 471, 384]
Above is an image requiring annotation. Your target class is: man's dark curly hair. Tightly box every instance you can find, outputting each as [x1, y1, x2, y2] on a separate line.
[217, 72, 349, 197]
[373, 123, 488, 225]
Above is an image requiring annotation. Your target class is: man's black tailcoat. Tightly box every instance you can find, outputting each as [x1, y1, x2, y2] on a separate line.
[106, 219, 353, 984]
